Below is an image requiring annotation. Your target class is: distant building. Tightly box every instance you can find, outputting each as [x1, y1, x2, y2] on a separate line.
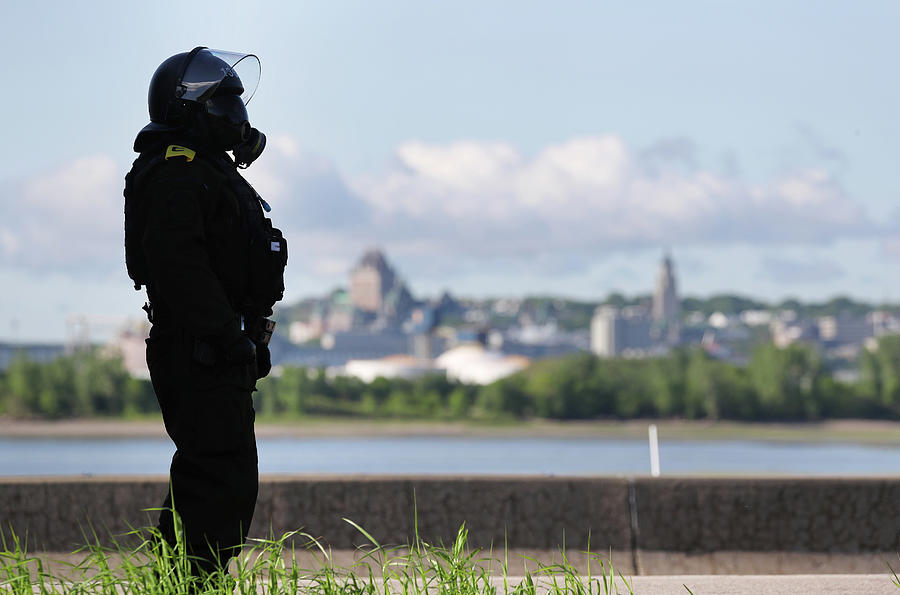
[591, 305, 652, 357]
[652, 253, 680, 344]
[770, 317, 818, 348]
[343, 355, 440, 383]
[591, 306, 618, 357]
[380, 282, 416, 327]
[349, 249, 398, 313]
[110, 322, 151, 379]
[740, 310, 773, 327]
[289, 317, 324, 344]
[348, 248, 415, 327]
[871, 311, 900, 337]
[817, 313, 872, 346]
[708, 312, 740, 329]
[433, 291, 465, 323]
[320, 330, 411, 358]
[435, 343, 530, 385]
[0, 342, 65, 371]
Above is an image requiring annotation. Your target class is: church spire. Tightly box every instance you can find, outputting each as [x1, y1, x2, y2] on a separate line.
[652, 251, 680, 344]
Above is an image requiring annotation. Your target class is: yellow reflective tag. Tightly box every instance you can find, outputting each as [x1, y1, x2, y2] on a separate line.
[165, 145, 196, 162]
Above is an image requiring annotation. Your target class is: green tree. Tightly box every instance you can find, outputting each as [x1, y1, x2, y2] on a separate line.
[445, 387, 471, 418]
[474, 375, 528, 419]
[858, 346, 882, 402]
[0, 349, 143, 418]
[5, 355, 44, 415]
[648, 350, 687, 416]
[874, 335, 900, 406]
[122, 376, 157, 416]
[748, 343, 824, 419]
[383, 387, 418, 418]
[713, 364, 757, 420]
[683, 349, 717, 419]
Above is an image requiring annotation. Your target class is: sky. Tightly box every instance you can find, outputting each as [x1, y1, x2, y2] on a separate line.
[2, 1, 900, 341]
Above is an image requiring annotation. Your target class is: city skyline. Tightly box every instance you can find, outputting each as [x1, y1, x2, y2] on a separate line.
[4, 244, 898, 351]
[3, 2, 900, 341]
[271, 246, 900, 314]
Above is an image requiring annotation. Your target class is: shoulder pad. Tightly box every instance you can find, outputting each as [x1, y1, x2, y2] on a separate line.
[165, 145, 196, 162]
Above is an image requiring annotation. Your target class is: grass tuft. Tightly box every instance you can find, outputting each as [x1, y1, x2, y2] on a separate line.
[0, 513, 635, 594]
[888, 554, 900, 590]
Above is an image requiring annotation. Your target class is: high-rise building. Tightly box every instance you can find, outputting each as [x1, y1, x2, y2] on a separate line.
[652, 253, 680, 345]
[590, 306, 619, 357]
[349, 249, 397, 313]
[590, 305, 652, 357]
[348, 248, 416, 328]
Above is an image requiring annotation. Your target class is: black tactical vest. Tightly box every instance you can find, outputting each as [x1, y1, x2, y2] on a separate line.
[124, 143, 287, 319]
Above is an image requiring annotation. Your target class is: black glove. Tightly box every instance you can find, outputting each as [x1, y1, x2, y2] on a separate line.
[255, 341, 272, 379]
[223, 335, 257, 366]
[247, 317, 276, 345]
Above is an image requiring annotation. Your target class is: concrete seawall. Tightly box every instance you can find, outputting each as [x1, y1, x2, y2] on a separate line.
[2, 476, 898, 573]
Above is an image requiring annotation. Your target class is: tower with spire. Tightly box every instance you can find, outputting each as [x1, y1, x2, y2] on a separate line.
[652, 252, 680, 345]
[348, 248, 415, 329]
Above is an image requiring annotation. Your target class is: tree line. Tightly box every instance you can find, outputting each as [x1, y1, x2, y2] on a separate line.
[0, 349, 156, 418]
[4, 338, 900, 421]
[253, 339, 900, 421]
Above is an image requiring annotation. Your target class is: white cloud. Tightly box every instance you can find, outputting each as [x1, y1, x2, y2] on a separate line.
[244, 135, 372, 230]
[0, 134, 878, 288]
[0, 156, 122, 271]
[237, 134, 878, 287]
[350, 135, 871, 257]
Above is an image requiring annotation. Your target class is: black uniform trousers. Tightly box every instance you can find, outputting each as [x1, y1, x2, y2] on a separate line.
[146, 322, 258, 573]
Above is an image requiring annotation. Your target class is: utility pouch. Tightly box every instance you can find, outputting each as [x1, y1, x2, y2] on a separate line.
[248, 317, 276, 346]
[124, 152, 165, 290]
[192, 338, 218, 366]
[247, 223, 287, 315]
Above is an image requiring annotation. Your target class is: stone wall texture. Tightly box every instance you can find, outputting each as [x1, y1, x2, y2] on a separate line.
[1, 476, 898, 555]
[631, 477, 900, 552]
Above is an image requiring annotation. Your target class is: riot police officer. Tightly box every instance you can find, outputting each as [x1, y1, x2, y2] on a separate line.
[124, 47, 287, 574]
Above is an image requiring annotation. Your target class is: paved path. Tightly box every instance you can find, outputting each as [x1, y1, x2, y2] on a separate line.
[25, 553, 900, 593]
[591, 574, 896, 594]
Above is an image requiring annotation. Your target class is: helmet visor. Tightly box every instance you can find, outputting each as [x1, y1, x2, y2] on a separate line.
[179, 48, 261, 105]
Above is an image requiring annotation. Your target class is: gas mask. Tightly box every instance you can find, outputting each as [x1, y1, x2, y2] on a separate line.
[204, 92, 266, 168]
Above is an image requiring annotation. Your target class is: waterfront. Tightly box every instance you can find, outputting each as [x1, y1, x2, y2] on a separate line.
[1, 435, 899, 476]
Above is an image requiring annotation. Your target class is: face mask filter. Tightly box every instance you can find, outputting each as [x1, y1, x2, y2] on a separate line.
[234, 127, 266, 169]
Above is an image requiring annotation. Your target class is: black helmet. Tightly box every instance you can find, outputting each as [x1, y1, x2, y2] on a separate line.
[146, 46, 260, 131]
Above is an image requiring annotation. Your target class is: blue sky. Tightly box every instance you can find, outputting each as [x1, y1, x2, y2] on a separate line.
[2, 1, 900, 341]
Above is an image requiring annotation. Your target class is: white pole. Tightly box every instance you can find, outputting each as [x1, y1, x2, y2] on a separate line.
[648, 424, 660, 477]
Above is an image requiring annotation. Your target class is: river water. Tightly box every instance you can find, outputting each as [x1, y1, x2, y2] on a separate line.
[1, 436, 898, 476]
